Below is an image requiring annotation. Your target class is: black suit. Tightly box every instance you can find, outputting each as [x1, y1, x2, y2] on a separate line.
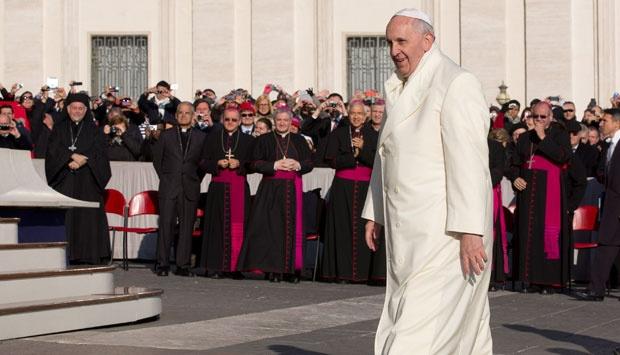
[301, 113, 348, 167]
[153, 126, 207, 270]
[574, 143, 600, 177]
[590, 136, 620, 295]
[138, 94, 180, 125]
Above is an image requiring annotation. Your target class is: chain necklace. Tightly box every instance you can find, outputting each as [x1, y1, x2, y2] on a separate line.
[68, 120, 84, 152]
[221, 129, 240, 159]
[274, 131, 291, 159]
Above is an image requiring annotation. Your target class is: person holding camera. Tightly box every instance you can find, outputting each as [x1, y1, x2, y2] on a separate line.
[103, 114, 143, 161]
[301, 92, 349, 166]
[0, 105, 32, 150]
[193, 99, 219, 135]
[138, 80, 180, 125]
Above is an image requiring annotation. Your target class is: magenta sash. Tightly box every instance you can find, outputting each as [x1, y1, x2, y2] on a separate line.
[527, 155, 562, 260]
[492, 185, 509, 273]
[266, 170, 304, 271]
[211, 169, 246, 271]
[335, 165, 372, 181]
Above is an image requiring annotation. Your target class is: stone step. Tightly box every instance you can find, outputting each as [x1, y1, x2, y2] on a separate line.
[0, 266, 116, 305]
[0, 217, 19, 244]
[0, 286, 163, 340]
[0, 242, 67, 273]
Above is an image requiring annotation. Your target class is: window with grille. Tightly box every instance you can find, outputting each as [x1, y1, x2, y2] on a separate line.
[346, 36, 393, 100]
[91, 35, 148, 100]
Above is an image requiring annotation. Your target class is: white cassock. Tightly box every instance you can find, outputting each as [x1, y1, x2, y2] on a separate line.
[362, 44, 493, 355]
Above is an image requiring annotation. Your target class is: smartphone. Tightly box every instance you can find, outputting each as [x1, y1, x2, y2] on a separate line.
[46, 77, 59, 89]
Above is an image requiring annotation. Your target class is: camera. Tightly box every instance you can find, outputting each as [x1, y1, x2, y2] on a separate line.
[70, 81, 83, 87]
[110, 86, 120, 92]
[328, 102, 338, 108]
[109, 126, 118, 136]
[120, 98, 131, 106]
[17, 83, 23, 89]
[0, 124, 11, 131]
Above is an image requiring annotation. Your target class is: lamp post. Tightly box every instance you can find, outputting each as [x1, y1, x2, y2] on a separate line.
[496, 82, 510, 106]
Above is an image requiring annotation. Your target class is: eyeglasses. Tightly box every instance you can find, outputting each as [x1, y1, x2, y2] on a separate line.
[223, 118, 239, 122]
[241, 113, 255, 117]
[563, 109, 574, 113]
[532, 114, 548, 119]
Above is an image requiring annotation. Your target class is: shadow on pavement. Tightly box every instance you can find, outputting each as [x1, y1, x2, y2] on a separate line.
[268, 345, 329, 355]
[504, 324, 620, 354]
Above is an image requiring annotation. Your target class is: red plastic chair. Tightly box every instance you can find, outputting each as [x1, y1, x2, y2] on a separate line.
[118, 190, 160, 270]
[104, 189, 127, 265]
[571, 205, 599, 291]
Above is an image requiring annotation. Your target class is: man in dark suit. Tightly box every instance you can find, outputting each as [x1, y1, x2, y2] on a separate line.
[301, 93, 348, 166]
[138, 80, 180, 125]
[153, 102, 207, 276]
[567, 120, 599, 177]
[578, 108, 620, 301]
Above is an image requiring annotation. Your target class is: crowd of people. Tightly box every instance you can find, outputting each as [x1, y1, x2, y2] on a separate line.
[1, 79, 618, 294]
[0, 80, 387, 284]
[488, 96, 620, 299]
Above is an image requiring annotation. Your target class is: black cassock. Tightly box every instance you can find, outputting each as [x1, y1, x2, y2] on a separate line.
[321, 124, 385, 282]
[45, 117, 112, 264]
[237, 132, 313, 274]
[489, 138, 509, 283]
[199, 129, 254, 273]
[510, 124, 585, 287]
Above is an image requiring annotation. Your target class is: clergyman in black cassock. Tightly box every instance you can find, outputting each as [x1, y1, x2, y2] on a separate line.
[153, 102, 207, 276]
[488, 138, 509, 286]
[45, 93, 112, 265]
[509, 102, 583, 291]
[321, 101, 384, 282]
[237, 109, 313, 282]
[199, 108, 254, 277]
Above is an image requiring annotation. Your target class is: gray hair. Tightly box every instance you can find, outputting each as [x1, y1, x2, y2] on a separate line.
[414, 19, 434, 36]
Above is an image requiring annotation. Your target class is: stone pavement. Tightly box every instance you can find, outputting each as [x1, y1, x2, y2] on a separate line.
[1, 268, 619, 354]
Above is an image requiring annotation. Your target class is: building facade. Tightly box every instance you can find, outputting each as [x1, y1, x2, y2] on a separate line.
[1, 0, 619, 113]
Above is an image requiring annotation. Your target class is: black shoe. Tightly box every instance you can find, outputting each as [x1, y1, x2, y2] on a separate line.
[231, 271, 245, 280]
[613, 347, 620, 355]
[156, 269, 169, 277]
[174, 268, 195, 277]
[269, 273, 281, 283]
[286, 274, 300, 284]
[574, 291, 604, 302]
[210, 272, 222, 279]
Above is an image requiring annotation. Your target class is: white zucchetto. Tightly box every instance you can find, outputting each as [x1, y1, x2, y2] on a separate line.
[394, 8, 433, 26]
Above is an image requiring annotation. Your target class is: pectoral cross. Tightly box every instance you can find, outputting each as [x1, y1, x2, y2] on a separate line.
[527, 155, 535, 169]
[225, 148, 235, 160]
[68, 145, 77, 152]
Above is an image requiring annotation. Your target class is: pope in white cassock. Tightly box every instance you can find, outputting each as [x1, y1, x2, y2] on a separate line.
[362, 8, 493, 355]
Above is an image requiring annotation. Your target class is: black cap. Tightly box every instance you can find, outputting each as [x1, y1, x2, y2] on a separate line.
[64, 93, 90, 108]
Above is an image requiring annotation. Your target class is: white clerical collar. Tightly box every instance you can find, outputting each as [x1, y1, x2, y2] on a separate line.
[276, 131, 289, 138]
[181, 127, 189, 133]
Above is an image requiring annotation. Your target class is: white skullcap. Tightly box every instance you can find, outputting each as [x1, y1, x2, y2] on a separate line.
[394, 8, 433, 26]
